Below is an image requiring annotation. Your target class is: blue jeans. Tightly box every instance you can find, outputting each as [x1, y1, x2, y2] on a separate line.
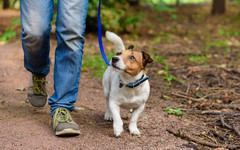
[20, 0, 89, 116]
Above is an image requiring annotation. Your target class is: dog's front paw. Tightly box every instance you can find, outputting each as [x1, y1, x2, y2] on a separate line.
[114, 128, 124, 137]
[129, 125, 140, 135]
[104, 112, 113, 121]
[104, 116, 113, 121]
[113, 122, 124, 137]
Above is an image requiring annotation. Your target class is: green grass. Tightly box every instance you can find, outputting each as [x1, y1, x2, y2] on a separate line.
[1, 27, 17, 42]
[163, 74, 184, 84]
[151, 54, 166, 64]
[223, 48, 231, 55]
[82, 51, 115, 78]
[171, 14, 178, 20]
[0, 18, 21, 43]
[153, 33, 173, 43]
[219, 29, 239, 37]
[206, 40, 228, 48]
[153, 55, 185, 87]
[188, 55, 208, 63]
[165, 107, 183, 116]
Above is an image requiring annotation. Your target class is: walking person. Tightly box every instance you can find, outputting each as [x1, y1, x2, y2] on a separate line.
[20, 0, 88, 136]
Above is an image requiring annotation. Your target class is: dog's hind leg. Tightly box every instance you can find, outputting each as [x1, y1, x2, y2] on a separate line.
[103, 68, 112, 121]
[129, 103, 145, 135]
[104, 99, 113, 121]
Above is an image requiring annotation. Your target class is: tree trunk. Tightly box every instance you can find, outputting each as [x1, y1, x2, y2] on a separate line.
[212, 0, 226, 15]
[3, 0, 10, 9]
[176, 0, 180, 7]
[127, 0, 139, 6]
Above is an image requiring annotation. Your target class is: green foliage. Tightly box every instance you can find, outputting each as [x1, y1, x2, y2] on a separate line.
[1, 27, 16, 42]
[1, 18, 20, 42]
[153, 36, 161, 43]
[151, 55, 166, 64]
[11, 18, 21, 24]
[196, 93, 204, 98]
[161, 33, 173, 42]
[153, 33, 173, 43]
[171, 14, 178, 20]
[219, 29, 239, 37]
[156, 57, 184, 87]
[165, 107, 183, 116]
[86, 0, 179, 33]
[143, 0, 176, 12]
[129, 33, 139, 40]
[163, 74, 184, 84]
[142, 0, 162, 5]
[82, 51, 115, 78]
[87, 0, 143, 33]
[223, 48, 231, 55]
[188, 54, 208, 63]
[207, 41, 228, 48]
[155, 6, 176, 12]
[158, 18, 163, 22]
[162, 0, 207, 5]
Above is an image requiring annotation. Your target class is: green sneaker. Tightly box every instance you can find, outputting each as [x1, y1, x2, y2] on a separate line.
[53, 108, 80, 136]
[27, 74, 48, 107]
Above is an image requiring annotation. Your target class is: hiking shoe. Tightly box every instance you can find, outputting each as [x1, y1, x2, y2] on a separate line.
[27, 74, 48, 107]
[53, 108, 80, 136]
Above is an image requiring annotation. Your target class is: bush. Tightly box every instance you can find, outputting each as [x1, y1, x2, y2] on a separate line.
[86, 0, 142, 33]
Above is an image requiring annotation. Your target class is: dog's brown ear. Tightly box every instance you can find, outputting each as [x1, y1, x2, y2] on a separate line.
[128, 45, 134, 50]
[142, 51, 153, 67]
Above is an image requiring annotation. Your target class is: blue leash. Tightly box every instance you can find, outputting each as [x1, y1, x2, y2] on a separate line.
[98, 0, 111, 66]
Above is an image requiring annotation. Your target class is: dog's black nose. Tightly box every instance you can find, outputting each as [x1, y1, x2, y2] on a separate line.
[112, 57, 119, 63]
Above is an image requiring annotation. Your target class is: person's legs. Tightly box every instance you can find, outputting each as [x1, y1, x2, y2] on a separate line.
[20, 0, 53, 107]
[20, 0, 53, 77]
[48, 0, 88, 116]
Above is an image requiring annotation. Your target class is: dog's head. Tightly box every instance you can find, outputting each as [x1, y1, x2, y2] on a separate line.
[111, 46, 153, 76]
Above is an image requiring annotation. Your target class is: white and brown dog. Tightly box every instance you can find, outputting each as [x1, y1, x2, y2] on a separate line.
[102, 31, 153, 137]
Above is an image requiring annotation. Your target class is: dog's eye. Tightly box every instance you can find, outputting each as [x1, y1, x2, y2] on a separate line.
[129, 55, 135, 60]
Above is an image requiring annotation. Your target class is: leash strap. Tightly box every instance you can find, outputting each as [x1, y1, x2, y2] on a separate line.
[98, 0, 111, 66]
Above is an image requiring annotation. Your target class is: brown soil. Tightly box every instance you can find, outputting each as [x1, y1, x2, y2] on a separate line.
[0, 5, 240, 150]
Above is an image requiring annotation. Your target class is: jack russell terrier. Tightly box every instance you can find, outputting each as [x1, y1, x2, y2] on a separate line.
[102, 31, 153, 137]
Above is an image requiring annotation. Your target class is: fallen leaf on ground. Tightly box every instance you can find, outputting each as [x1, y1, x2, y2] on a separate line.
[75, 107, 85, 111]
[16, 87, 26, 91]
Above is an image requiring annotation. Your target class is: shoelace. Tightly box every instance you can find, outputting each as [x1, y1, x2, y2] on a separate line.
[33, 75, 48, 95]
[55, 108, 72, 123]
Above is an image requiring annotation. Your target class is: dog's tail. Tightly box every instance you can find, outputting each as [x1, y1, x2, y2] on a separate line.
[106, 31, 125, 53]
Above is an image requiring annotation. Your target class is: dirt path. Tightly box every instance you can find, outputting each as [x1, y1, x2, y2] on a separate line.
[0, 41, 193, 150]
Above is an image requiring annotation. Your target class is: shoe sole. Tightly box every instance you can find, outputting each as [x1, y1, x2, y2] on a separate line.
[28, 94, 48, 108]
[55, 128, 80, 136]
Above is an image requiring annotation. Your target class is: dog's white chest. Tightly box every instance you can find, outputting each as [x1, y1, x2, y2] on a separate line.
[120, 97, 143, 109]
[114, 85, 149, 109]
[122, 93, 141, 108]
